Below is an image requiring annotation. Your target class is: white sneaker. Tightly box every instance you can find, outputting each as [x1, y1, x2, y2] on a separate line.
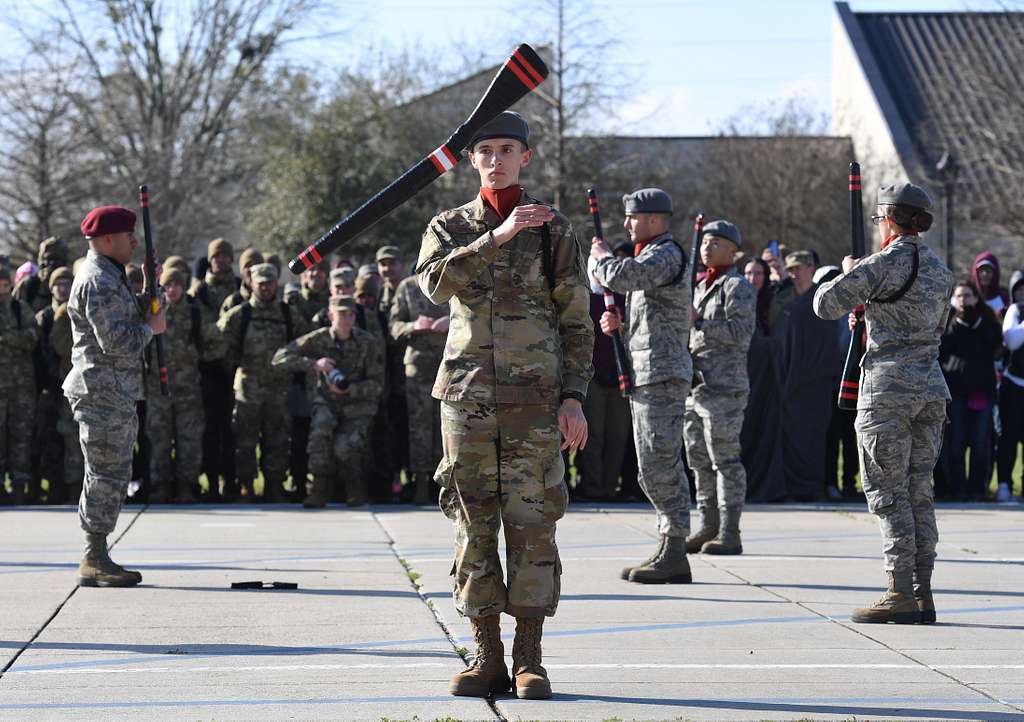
[995, 482, 1012, 503]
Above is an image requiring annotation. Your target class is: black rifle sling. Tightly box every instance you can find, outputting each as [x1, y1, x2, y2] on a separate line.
[12, 298, 22, 329]
[874, 244, 920, 304]
[188, 298, 201, 347]
[540, 223, 555, 293]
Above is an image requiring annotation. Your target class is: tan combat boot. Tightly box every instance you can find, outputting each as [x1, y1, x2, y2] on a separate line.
[303, 473, 332, 509]
[629, 535, 692, 584]
[851, 571, 921, 624]
[78, 533, 142, 587]
[914, 566, 936, 624]
[620, 535, 666, 580]
[511, 617, 552, 699]
[686, 505, 719, 553]
[449, 615, 511, 697]
[702, 505, 743, 555]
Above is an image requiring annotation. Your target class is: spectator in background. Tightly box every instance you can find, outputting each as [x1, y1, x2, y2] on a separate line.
[763, 243, 794, 329]
[972, 253, 1010, 317]
[761, 243, 791, 284]
[739, 257, 785, 501]
[939, 280, 1002, 501]
[996, 270, 1024, 503]
[15, 261, 37, 286]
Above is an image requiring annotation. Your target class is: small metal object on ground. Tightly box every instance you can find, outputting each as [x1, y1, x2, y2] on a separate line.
[230, 581, 299, 590]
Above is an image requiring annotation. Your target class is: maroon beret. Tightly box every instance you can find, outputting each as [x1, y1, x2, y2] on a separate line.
[80, 206, 137, 238]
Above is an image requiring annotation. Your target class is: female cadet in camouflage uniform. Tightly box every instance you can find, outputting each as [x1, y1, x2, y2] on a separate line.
[814, 183, 952, 624]
[63, 205, 166, 587]
[417, 111, 593, 700]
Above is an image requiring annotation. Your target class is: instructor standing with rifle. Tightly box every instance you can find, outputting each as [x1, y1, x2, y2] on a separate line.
[814, 182, 952, 624]
[64, 205, 166, 587]
[591, 188, 694, 584]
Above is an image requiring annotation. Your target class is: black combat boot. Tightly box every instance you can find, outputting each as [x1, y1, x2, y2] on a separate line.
[686, 505, 719, 553]
[914, 566, 936, 624]
[629, 535, 692, 584]
[78, 533, 142, 587]
[511, 617, 552, 700]
[449, 615, 511, 697]
[620, 535, 666, 580]
[851, 570, 921, 624]
[702, 505, 743, 555]
[303, 473, 332, 509]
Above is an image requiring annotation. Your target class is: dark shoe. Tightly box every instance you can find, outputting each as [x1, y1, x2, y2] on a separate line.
[851, 571, 920, 624]
[629, 535, 692, 584]
[303, 473, 331, 509]
[78, 533, 142, 588]
[449, 615, 511, 697]
[702, 505, 743, 555]
[512, 617, 551, 699]
[686, 505, 719, 553]
[620, 535, 666, 580]
[914, 567, 936, 624]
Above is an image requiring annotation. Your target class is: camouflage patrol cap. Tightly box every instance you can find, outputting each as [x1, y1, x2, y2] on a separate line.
[785, 250, 815, 270]
[330, 266, 357, 285]
[355, 274, 379, 296]
[623, 188, 673, 215]
[160, 267, 188, 288]
[238, 247, 264, 270]
[878, 182, 933, 211]
[207, 238, 234, 261]
[702, 219, 742, 249]
[375, 245, 401, 261]
[357, 264, 379, 278]
[469, 110, 530, 149]
[329, 295, 358, 312]
[38, 237, 68, 264]
[249, 262, 278, 284]
[47, 266, 74, 289]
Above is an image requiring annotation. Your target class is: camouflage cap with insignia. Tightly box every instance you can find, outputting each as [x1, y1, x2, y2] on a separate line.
[330, 266, 356, 285]
[375, 245, 401, 261]
[329, 295, 358, 312]
[249, 262, 278, 284]
[785, 250, 816, 270]
[878, 182, 933, 211]
[357, 264, 379, 278]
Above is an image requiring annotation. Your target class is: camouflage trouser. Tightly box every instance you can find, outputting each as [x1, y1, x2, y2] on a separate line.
[307, 403, 371, 474]
[405, 370, 442, 474]
[233, 394, 289, 487]
[147, 386, 205, 489]
[436, 401, 567, 619]
[684, 387, 748, 512]
[856, 400, 945, 574]
[73, 398, 138, 535]
[1, 383, 36, 488]
[631, 379, 692, 537]
[57, 396, 84, 488]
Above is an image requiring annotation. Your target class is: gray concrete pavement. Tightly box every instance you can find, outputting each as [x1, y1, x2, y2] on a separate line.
[1, 501, 1022, 721]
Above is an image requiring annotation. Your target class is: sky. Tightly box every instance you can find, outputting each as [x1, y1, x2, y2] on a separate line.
[284, 0, 1013, 136]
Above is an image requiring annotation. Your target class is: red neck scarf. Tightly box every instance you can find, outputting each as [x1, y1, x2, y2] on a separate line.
[633, 234, 660, 257]
[882, 230, 917, 250]
[480, 185, 522, 220]
[704, 265, 732, 286]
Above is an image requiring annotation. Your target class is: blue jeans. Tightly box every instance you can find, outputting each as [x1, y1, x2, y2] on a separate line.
[946, 396, 992, 500]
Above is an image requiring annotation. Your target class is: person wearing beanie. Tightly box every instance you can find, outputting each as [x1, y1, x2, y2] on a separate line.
[814, 182, 952, 625]
[217, 262, 310, 502]
[14, 236, 69, 313]
[145, 267, 221, 504]
[188, 239, 240, 501]
[417, 109, 593, 700]
[32, 266, 78, 504]
[0, 264, 40, 506]
[63, 205, 166, 587]
[272, 295, 384, 508]
[219, 247, 263, 316]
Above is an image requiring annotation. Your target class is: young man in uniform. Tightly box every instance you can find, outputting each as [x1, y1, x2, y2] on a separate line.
[590, 189, 694, 583]
[814, 183, 952, 624]
[683, 220, 756, 555]
[63, 205, 166, 586]
[272, 296, 383, 507]
[0, 265, 39, 505]
[417, 111, 593, 699]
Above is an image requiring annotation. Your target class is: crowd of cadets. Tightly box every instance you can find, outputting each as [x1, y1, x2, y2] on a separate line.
[2, 236, 1023, 507]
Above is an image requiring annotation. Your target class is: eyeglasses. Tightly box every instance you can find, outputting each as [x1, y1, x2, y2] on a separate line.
[870, 214, 890, 226]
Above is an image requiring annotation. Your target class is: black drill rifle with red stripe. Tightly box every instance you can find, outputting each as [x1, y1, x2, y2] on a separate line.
[289, 44, 549, 274]
[837, 161, 866, 410]
[587, 188, 632, 397]
[138, 184, 169, 396]
[689, 211, 705, 302]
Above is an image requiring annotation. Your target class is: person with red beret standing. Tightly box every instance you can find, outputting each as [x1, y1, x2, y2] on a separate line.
[63, 205, 166, 587]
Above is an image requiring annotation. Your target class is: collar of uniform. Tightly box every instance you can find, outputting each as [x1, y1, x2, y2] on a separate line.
[87, 248, 127, 277]
[467, 187, 530, 227]
[249, 294, 276, 309]
[206, 270, 235, 287]
[635, 231, 673, 256]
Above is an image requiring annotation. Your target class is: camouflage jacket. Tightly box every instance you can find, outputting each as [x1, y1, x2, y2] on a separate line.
[691, 269, 756, 394]
[813, 235, 953, 408]
[271, 326, 383, 419]
[145, 296, 222, 396]
[0, 297, 38, 391]
[219, 285, 251, 317]
[62, 250, 152, 405]
[593, 234, 692, 388]
[190, 271, 238, 323]
[389, 275, 448, 375]
[12, 275, 51, 314]
[417, 190, 594, 404]
[217, 295, 310, 403]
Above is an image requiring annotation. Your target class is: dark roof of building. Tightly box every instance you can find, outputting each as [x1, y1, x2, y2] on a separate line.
[849, 7, 1024, 192]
